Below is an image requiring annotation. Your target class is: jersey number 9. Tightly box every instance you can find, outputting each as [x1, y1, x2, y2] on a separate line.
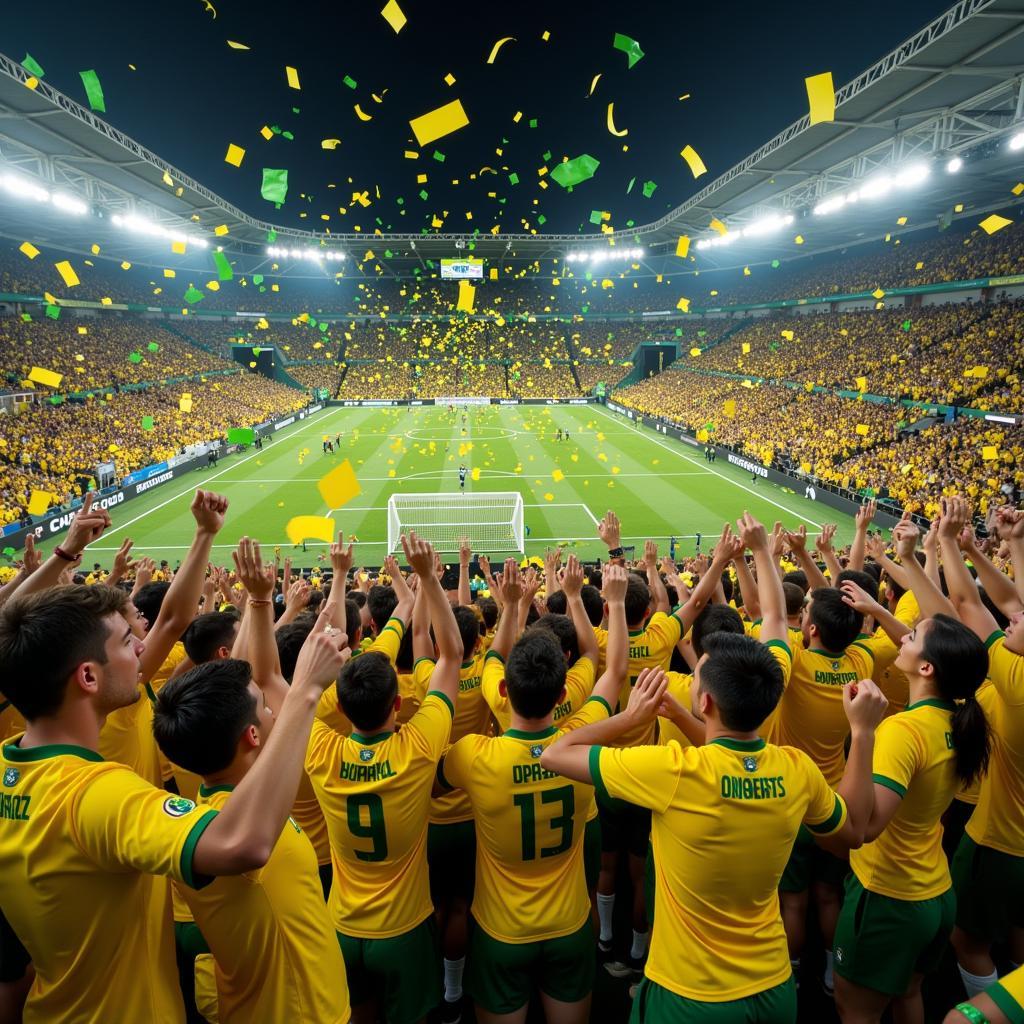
[347, 794, 388, 862]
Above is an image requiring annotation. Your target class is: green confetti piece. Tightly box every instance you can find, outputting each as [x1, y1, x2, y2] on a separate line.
[509, 172, 519, 185]
[529, 118, 537, 128]
[550, 154, 600, 188]
[266, 229, 277, 242]
[384, 249, 393, 258]
[291, 107, 300, 114]
[537, 214, 546, 225]
[698, 330, 707, 337]
[901, 320, 912, 331]
[581, 305, 589, 313]
[771, 259, 781, 268]
[22, 54, 45, 78]
[227, 427, 255, 445]
[212, 250, 233, 282]
[45, 304, 60, 319]
[183, 285, 204, 304]
[419, 189, 428, 200]
[48, 395, 63, 405]
[433, 150, 446, 162]
[252, 274, 264, 286]
[128, 351, 143, 363]
[20, 313, 31, 322]
[260, 167, 288, 205]
[281, 131, 294, 141]
[626, 176, 636, 194]
[542, 150, 552, 161]
[147, 342, 160, 352]
[343, 75, 358, 89]
[2, 547, 15, 560]
[318, 322, 329, 332]
[589, 210, 603, 225]
[141, 416, 155, 431]
[79, 69, 106, 112]
[675, 328, 682, 337]
[641, 180, 657, 198]
[612, 32, 645, 69]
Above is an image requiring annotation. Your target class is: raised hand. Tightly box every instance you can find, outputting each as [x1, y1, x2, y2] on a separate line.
[190, 490, 229, 535]
[133, 556, 155, 590]
[400, 531, 436, 577]
[643, 539, 658, 566]
[232, 537, 276, 601]
[625, 668, 669, 723]
[292, 609, 351, 692]
[843, 678, 888, 733]
[891, 521, 919, 560]
[785, 524, 808, 554]
[839, 580, 881, 616]
[855, 499, 877, 532]
[711, 523, 742, 565]
[937, 496, 968, 541]
[459, 536, 472, 566]
[495, 557, 524, 605]
[561, 554, 584, 597]
[865, 532, 887, 563]
[769, 521, 786, 561]
[602, 562, 628, 604]
[63, 493, 112, 556]
[111, 538, 135, 579]
[598, 510, 622, 550]
[815, 523, 837, 554]
[330, 533, 354, 578]
[737, 511, 769, 552]
[21, 534, 41, 575]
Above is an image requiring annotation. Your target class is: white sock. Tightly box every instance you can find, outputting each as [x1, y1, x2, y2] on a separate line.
[630, 929, 649, 960]
[823, 949, 835, 991]
[443, 957, 464, 1003]
[959, 964, 998, 998]
[596, 893, 615, 943]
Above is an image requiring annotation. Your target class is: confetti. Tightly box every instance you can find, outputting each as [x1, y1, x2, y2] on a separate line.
[27, 491, 52, 517]
[587, 73, 602, 97]
[486, 36, 516, 64]
[380, 0, 406, 33]
[317, 459, 362, 509]
[79, 69, 106, 112]
[28, 366, 63, 388]
[22, 54, 45, 78]
[805, 72, 835, 125]
[224, 143, 245, 167]
[285, 66, 300, 90]
[709, 217, 727, 236]
[675, 235, 690, 259]
[457, 280, 476, 312]
[19, 242, 39, 260]
[227, 428, 256, 446]
[54, 261, 79, 287]
[286, 516, 336, 545]
[409, 99, 469, 147]
[226, 40, 250, 49]
[321, 138, 341, 149]
[141, 416, 155, 431]
[680, 145, 707, 178]
[179, 397, 193, 413]
[612, 32, 644, 68]
[982, 446, 999, 461]
[979, 214, 1012, 235]
[549, 154, 600, 188]
[676, 297, 691, 312]
[606, 103, 627, 137]
[261, 168, 288, 205]
[354, 104, 373, 121]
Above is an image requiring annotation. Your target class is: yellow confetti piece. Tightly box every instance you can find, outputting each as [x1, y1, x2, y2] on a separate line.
[409, 99, 469, 147]
[457, 280, 476, 312]
[260, 125, 274, 141]
[675, 235, 690, 259]
[77, 326, 88, 335]
[680, 145, 707, 179]
[171, 239, 186, 255]
[354, 104, 373, 121]
[486, 36, 516, 64]
[24, 77, 38, 90]
[742, 342, 751, 354]
[979, 213, 1012, 235]
[224, 143, 245, 167]
[101, 296, 113, 305]
[207, 281, 220, 291]
[213, 224, 229, 236]
[855, 376, 868, 392]
[321, 138, 342, 150]
[954, 203, 964, 213]
[805, 71, 835, 125]
[19, 242, 39, 260]
[689, 347, 701, 356]
[444, 72, 456, 86]
[552, 469, 564, 482]
[285, 65, 300, 89]
[28, 366, 63, 388]
[226, 40, 250, 49]
[896, 216, 908, 226]
[676, 297, 690, 312]
[794, 235, 804, 245]
[163, 268, 176, 278]
[1012, 182, 1024, 197]
[541, 30, 550, 41]
[286, 516, 336, 545]
[54, 261, 79, 287]
[587, 73, 602, 97]
[27, 491, 52, 517]
[723, 399, 736, 418]
[380, 0, 406, 33]
[709, 217, 727, 236]
[855, 424, 869, 436]
[472, 467, 481, 481]
[871, 288, 885, 299]
[606, 102, 627, 137]
[317, 459, 362, 509]
[983, 446, 999, 460]
[162, 170, 173, 187]
[543, 493, 554, 502]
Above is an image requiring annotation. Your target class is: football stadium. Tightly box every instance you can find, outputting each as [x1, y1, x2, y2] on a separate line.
[0, 0, 1023, 1021]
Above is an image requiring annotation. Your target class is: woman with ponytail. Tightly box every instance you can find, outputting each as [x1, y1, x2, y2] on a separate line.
[827, 512, 990, 1024]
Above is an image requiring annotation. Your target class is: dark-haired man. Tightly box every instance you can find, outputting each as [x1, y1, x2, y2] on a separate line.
[182, 611, 239, 665]
[306, 532, 462, 1024]
[0, 565, 348, 1023]
[435, 562, 630, 1024]
[541, 648, 886, 1023]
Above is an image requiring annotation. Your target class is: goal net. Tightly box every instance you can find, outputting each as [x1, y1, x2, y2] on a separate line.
[387, 492, 525, 554]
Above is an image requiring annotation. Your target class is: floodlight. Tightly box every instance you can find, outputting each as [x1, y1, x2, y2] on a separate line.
[946, 156, 963, 173]
[1009, 131, 1024, 152]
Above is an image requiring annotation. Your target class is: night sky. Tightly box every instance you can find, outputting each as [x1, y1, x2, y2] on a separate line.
[6, 0, 954, 236]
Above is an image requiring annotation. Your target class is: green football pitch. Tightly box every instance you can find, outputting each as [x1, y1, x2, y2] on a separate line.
[42, 403, 858, 568]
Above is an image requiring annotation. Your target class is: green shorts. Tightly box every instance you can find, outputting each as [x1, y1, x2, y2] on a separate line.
[428, 819, 476, 903]
[597, 790, 651, 859]
[337, 916, 441, 1023]
[952, 833, 1024, 944]
[584, 816, 601, 892]
[833, 873, 955, 996]
[173, 920, 210, 958]
[629, 976, 797, 1023]
[466, 917, 594, 1014]
[778, 824, 850, 893]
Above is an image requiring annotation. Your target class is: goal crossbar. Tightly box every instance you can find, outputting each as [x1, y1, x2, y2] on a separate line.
[387, 491, 525, 554]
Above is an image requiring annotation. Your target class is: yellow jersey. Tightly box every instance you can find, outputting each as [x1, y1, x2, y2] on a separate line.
[0, 737, 218, 1024]
[151, 640, 188, 691]
[183, 786, 350, 1024]
[850, 700, 958, 899]
[98, 682, 164, 787]
[966, 633, 1024, 855]
[480, 651, 596, 733]
[413, 654, 490, 824]
[872, 591, 920, 715]
[293, 769, 331, 866]
[439, 697, 610, 942]
[769, 636, 891, 786]
[595, 612, 683, 747]
[306, 692, 453, 939]
[594, 737, 846, 1002]
[992, 964, 1024, 1019]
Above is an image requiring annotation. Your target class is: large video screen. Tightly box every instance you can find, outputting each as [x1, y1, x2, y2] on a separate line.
[440, 258, 484, 279]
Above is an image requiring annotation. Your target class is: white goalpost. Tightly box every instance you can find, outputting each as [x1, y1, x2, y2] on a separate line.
[387, 492, 525, 554]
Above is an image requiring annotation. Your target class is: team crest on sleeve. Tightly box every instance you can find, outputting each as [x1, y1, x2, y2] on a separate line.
[742, 757, 758, 773]
[2, 768, 19, 787]
[162, 796, 196, 817]
[359, 748, 374, 762]
[530, 745, 543, 759]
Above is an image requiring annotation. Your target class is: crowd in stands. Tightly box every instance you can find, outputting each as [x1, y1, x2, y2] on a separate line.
[0, 374, 307, 524]
[698, 299, 1024, 411]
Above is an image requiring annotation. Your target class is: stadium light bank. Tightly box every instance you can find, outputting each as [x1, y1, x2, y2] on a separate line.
[0, 173, 88, 216]
[812, 162, 931, 217]
[564, 248, 645, 263]
[266, 246, 347, 262]
[110, 213, 209, 249]
[695, 214, 794, 251]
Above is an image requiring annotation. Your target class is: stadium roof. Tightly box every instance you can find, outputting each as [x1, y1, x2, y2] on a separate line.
[0, 0, 1022, 281]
